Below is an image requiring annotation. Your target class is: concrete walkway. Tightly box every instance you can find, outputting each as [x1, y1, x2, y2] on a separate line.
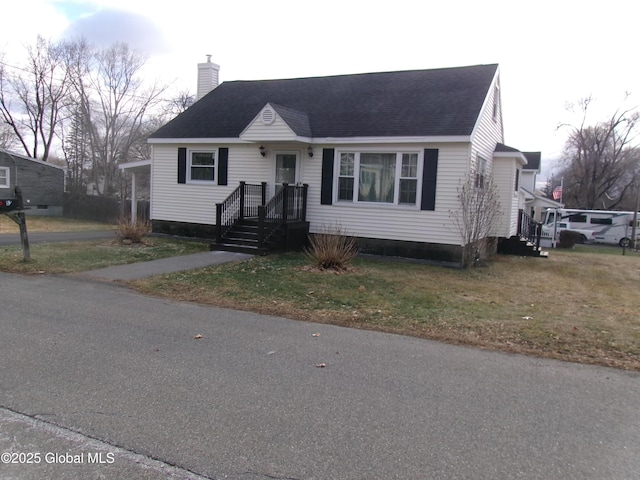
[79, 250, 253, 281]
[0, 230, 253, 280]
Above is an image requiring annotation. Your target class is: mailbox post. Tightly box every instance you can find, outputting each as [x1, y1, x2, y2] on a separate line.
[1, 186, 30, 261]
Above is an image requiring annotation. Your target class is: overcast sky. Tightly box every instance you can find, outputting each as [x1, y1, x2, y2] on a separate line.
[2, 0, 638, 179]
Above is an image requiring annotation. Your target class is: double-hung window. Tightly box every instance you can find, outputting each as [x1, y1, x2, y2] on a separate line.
[189, 151, 215, 182]
[0, 167, 9, 188]
[475, 156, 487, 189]
[338, 153, 355, 201]
[337, 151, 419, 205]
[399, 153, 418, 204]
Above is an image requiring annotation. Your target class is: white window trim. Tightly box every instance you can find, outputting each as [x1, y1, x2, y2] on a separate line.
[188, 150, 216, 184]
[334, 150, 422, 207]
[0, 167, 9, 188]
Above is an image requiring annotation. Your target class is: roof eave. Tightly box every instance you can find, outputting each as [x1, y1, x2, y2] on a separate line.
[148, 135, 472, 145]
[494, 150, 528, 165]
[148, 137, 249, 144]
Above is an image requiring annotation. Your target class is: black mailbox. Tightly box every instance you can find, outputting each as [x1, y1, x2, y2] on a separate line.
[0, 199, 19, 212]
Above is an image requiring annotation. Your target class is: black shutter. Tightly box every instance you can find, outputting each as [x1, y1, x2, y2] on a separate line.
[421, 148, 439, 211]
[177, 147, 187, 184]
[321, 148, 335, 205]
[218, 147, 228, 185]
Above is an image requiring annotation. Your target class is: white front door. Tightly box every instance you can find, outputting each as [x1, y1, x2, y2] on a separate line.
[275, 153, 298, 187]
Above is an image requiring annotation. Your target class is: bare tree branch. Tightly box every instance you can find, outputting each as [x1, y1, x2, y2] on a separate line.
[450, 175, 502, 268]
[0, 36, 70, 160]
[557, 97, 640, 209]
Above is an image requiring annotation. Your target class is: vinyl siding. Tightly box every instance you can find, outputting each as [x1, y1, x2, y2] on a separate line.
[470, 72, 504, 176]
[492, 157, 519, 237]
[240, 115, 299, 142]
[304, 143, 471, 245]
[152, 142, 473, 245]
[152, 144, 271, 224]
[520, 171, 536, 192]
[467, 71, 520, 238]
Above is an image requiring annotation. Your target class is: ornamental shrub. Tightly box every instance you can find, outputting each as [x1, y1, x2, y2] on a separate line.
[557, 230, 582, 249]
[304, 224, 359, 271]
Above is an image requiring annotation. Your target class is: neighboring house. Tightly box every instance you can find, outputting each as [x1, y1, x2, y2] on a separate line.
[519, 150, 563, 221]
[146, 61, 543, 265]
[0, 149, 65, 216]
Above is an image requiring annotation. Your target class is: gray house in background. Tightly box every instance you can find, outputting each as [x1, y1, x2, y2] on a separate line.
[0, 149, 65, 216]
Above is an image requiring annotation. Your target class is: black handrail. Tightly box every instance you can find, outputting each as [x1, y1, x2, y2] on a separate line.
[216, 182, 266, 243]
[258, 183, 308, 248]
[518, 209, 542, 251]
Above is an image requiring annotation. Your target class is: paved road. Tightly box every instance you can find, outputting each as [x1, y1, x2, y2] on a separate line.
[0, 272, 639, 479]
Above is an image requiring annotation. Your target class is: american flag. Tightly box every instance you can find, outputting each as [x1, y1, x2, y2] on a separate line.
[552, 185, 562, 200]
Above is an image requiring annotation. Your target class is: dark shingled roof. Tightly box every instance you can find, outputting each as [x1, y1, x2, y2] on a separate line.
[494, 143, 522, 153]
[523, 152, 541, 170]
[150, 64, 499, 140]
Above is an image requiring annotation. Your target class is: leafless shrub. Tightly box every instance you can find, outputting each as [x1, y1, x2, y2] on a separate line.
[114, 217, 151, 244]
[450, 175, 502, 268]
[304, 224, 359, 271]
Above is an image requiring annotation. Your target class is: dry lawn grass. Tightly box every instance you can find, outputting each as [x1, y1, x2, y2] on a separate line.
[0, 239, 208, 274]
[0, 215, 112, 233]
[131, 248, 640, 371]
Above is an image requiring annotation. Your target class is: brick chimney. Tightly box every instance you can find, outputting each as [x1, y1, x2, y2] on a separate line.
[196, 55, 220, 101]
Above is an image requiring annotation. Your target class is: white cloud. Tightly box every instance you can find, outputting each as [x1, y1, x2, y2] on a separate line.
[61, 9, 168, 54]
[3, 0, 638, 178]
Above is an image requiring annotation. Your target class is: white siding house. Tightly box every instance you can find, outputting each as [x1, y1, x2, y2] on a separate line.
[147, 63, 543, 265]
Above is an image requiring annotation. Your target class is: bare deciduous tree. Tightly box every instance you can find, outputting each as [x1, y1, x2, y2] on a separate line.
[0, 36, 70, 161]
[557, 96, 640, 209]
[163, 89, 194, 117]
[64, 39, 167, 195]
[450, 175, 502, 268]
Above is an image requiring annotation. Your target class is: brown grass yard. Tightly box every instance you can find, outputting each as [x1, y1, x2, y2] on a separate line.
[0, 239, 209, 274]
[1, 215, 638, 371]
[130, 247, 640, 371]
[0, 215, 113, 233]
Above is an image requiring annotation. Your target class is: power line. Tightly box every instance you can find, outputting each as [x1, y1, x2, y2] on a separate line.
[0, 59, 33, 75]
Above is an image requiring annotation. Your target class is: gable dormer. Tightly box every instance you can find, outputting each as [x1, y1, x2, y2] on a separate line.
[240, 103, 312, 143]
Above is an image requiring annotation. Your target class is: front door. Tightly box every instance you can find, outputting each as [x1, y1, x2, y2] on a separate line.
[275, 153, 298, 187]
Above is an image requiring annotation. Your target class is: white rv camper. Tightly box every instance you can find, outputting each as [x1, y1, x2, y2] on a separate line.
[541, 208, 640, 247]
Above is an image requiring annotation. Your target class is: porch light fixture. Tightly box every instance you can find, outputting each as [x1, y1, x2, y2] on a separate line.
[307, 145, 314, 158]
[259, 145, 266, 157]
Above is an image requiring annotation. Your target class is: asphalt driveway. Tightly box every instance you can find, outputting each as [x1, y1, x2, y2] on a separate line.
[1, 271, 639, 479]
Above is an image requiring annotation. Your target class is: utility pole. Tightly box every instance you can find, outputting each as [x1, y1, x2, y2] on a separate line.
[632, 183, 639, 250]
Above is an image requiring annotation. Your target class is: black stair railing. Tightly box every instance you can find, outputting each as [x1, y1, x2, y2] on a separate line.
[518, 209, 542, 251]
[258, 183, 308, 248]
[216, 182, 266, 243]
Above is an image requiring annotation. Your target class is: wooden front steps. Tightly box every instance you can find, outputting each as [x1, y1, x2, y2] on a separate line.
[210, 219, 274, 255]
[210, 219, 310, 255]
[497, 236, 549, 258]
